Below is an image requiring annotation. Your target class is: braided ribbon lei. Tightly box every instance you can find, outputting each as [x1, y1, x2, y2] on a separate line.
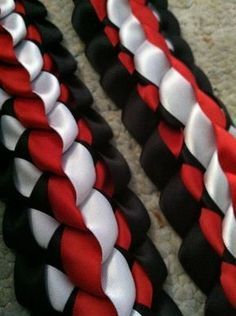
[72, 0, 236, 315]
[0, 1, 183, 316]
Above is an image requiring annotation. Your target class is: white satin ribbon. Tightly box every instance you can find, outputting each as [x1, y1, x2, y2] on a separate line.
[46, 265, 74, 312]
[204, 151, 231, 214]
[29, 209, 60, 249]
[0, 0, 14, 18]
[32, 72, 60, 113]
[165, 39, 174, 51]
[14, 158, 42, 197]
[131, 311, 142, 316]
[107, 0, 131, 28]
[229, 125, 236, 137]
[223, 204, 236, 258]
[184, 103, 216, 168]
[48, 102, 78, 152]
[135, 40, 170, 86]
[0, 115, 25, 150]
[62, 142, 96, 205]
[15, 41, 43, 81]
[120, 14, 145, 54]
[102, 248, 136, 316]
[80, 189, 118, 263]
[160, 68, 196, 124]
[0, 88, 10, 109]
[148, 3, 161, 21]
[0, 12, 26, 45]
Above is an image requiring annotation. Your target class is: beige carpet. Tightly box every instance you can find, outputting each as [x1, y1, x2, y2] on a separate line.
[0, 1, 235, 315]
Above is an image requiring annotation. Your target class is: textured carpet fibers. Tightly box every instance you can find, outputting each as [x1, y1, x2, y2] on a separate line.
[0, 1, 235, 315]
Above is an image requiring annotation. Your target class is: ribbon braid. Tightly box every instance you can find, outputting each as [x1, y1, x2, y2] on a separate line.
[0, 1, 182, 316]
[72, 0, 236, 315]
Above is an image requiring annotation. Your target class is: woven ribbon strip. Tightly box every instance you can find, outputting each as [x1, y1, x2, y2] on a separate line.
[0, 1, 182, 315]
[72, 0, 236, 315]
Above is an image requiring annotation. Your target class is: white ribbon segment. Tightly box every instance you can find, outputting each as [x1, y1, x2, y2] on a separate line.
[14, 158, 42, 197]
[32, 72, 60, 114]
[0, 115, 26, 150]
[223, 205, 236, 258]
[107, 0, 131, 28]
[131, 311, 142, 316]
[184, 103, 216, 168]
[135, 40, 170, 86]
[0, 88, 10, 109]
[0, 0, 14, 18]
[48, 102, 78, 152]
[62, 142, 96, 205]
[29, 209, 60, 249]
[229, 125, 236, 137]
[15, 41, 43, 81]
[120, 14, 145, 54]
[148, 3, 161, 22]
[80, 189, 118, 263]
[102, 249, 136, 316]
[165, 39, 174, 51]
[0, 12, 26, 45]
[204, 151, 231, 214]
[160, 68, 196, 124]
[46, 265, 74, 312]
